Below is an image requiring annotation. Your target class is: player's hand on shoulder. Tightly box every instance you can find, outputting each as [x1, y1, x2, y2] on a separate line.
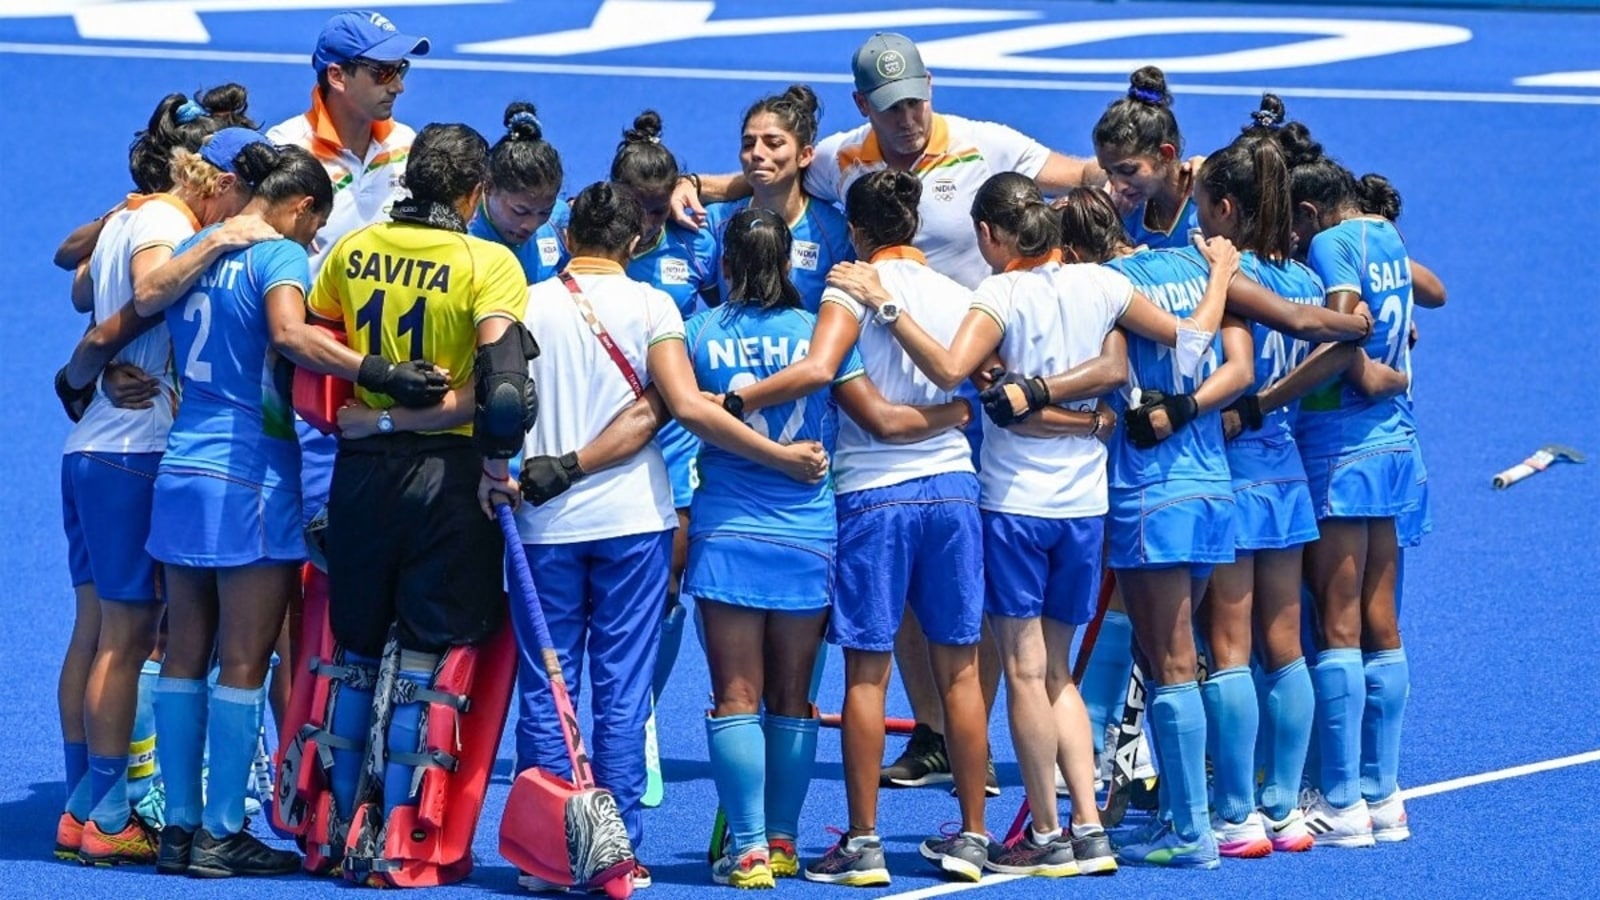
[214, 213, 281, 249]
[102, 363, 160, 409]
[670, 175, 707, 230]
[1193, 232, 1240, 276]
[826, 262, 889, 310]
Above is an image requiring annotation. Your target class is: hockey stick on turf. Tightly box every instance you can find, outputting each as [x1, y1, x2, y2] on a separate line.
[1002, 569, 1117, 845]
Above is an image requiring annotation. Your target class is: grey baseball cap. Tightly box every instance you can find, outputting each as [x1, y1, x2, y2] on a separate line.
[852, 33, 930, 112]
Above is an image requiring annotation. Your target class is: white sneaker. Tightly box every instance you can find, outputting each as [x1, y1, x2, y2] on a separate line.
[1368, 792, 1411, 842]
[1211, 812, 1272, 858]
[1261, 807, 1315, 852]
[1301, 790, 1375, 849]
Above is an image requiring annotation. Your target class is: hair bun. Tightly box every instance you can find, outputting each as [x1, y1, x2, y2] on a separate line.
[503, 101, 543, 141]
[1128, 65, 1171, 106]
[625, 110, 664, 145]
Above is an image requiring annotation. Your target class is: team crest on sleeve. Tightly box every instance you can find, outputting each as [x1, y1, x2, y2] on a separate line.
[791, 240, 820, 271]
[538, 237, 561, 267]
[660, 258, 690, 285]
[877, 51, 906, 78]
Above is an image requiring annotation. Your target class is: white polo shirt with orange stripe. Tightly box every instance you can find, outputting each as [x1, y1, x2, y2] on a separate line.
[804, 113, 1049, 290]
[266, 90, 415, 275]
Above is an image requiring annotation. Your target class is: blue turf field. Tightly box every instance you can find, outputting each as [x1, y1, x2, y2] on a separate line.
[3, 2, 1598, 898]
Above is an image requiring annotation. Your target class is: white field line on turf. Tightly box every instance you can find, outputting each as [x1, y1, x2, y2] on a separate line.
[879, 748, 1600, 900]
[3, 41, 1600, 106]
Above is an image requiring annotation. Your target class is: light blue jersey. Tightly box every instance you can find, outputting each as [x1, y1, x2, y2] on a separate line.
[468, 197, 570, 285]
[162, 227, 305, 489]
[1239, 252, 1325, 443]
[685, 305, 862, 541]
[627, 223, 718, 318]
[1296, 217, 1414, 457]
[1124, 193, 1200, 251]
[1104, 246, 1230, 489]
[704, 197, 855, 312]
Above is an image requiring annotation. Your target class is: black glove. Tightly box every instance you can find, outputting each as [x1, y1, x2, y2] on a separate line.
[357, 355, 448, 408]
[979, 369, 1050, 427]
[54, 366, 95, 423]
[1225, 394, 1264, 432]
[520, 452, 585, 506]
[1124, 390, 1200, 449]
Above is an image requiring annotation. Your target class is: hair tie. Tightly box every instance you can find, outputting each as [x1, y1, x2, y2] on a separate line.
[1250, 110, 1282, 130]
[1128, 87, 1163, 104]
[509, 110, 541, 133]
[175, 101, 207, 124]
[646, 135, 660, 144]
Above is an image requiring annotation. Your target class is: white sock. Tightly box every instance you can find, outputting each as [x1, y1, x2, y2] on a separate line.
[1030, 826, 1063, 845]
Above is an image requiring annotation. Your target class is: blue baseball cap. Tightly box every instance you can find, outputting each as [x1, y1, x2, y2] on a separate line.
[201, 127, 271, 173]
[313, 10, 430, 73]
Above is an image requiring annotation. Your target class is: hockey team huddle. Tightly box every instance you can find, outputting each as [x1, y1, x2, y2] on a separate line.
[49, 7, 1441, 894]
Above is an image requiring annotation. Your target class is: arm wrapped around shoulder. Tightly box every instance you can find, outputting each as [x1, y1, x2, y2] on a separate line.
[474, 320, 542, 459]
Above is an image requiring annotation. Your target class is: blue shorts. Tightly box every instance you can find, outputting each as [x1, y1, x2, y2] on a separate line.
[1397, 434, 1432, 548]
[147, 469, 305, 567]
[831, 472, 984, 651]
[684, 531, 833, 612]
[1108, 479, 1236, 576]
[61, 452, 161, 603]
[1228, 439, 1319, 552]
[656, 422, 700, 510]
[1302, 441, 1421, 520]
[982, 512, 1103, 625]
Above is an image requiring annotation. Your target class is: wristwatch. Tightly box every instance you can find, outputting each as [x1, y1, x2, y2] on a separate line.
[377, 409, 395, 434]
[722, 391, 745, 419]
[875, 302, 902, 325]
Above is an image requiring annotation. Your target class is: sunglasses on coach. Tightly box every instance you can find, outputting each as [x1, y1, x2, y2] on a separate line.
[342, 57, 411, 85]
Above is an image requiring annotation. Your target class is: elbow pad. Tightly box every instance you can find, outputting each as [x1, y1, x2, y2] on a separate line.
[473, 321, 541, 459]
[1173, 321, 1216, 381]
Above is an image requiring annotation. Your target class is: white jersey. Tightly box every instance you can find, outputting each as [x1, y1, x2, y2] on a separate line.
[266, 92, 414, 275]
[823, 249, 975, 494]
[62, 194, 191, 456]
[806, 113, 1049, 289]
[516, 258, 684, 545]
[971, 262, 1132, 517]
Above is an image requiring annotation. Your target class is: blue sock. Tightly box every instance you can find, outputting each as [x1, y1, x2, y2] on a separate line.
[202, 685, 263, 838]
[1258, 658, 1314, 819]
[63, 741, 89, 818]
[127, 658, 160, 806]
[652, 601, 686, 702]
[87, 754, 130, 832]
[1361, 649, 1409, 802]
[706, 714, 765, 855]
[762, 714, 819, 841]
[1312, 648, 1365, 809]
[1080, 611, 1133, 758]
[384, 657, 434, 814]
[1148, 681, 1207, 843]
[1199, 667, 1257, 824]
[329, 653, 377, 821]
[154, 677, 208, 830]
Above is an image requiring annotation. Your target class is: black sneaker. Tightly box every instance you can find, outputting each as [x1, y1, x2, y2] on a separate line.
[156, 825, 194, 875]
[919, 831, 988, 882]
[803, 834, 890, 887]
[948, 756, 1003, 798]
[882, 724, 951, 787]
[1070, 826, 1118, 875]
[186, 827, 301, 878]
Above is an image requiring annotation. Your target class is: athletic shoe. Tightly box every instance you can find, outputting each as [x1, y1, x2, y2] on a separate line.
[1114, 820, 1220, 870]
[713, 846, 775, 889]
[157, 825, 195, 875]
[985, 832, 1078, 877]
[186, 827, 301, 877]
[1262, 808, 1315, 852]
[78, 816, 159, 866]
[632, 862, 653, 890]
[1368, 792, 1411, 843]
[135, 780, 166, 830]
[1300, 791, 1375, 849]
[767, 837, 799, 878]
[919, 831, 988, 882]
[1070, 826, 1118, 875]
[947, 756, 1002, 798]
[882, 724, 951, 787]
[803, 833, 890, 886]
[1211, 812, 1272, 859]
[54, 813, 85, 860]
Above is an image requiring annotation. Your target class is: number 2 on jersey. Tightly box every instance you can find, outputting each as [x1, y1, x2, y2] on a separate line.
[355, 288, 428, 360]
[182, 291, 213, 383]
